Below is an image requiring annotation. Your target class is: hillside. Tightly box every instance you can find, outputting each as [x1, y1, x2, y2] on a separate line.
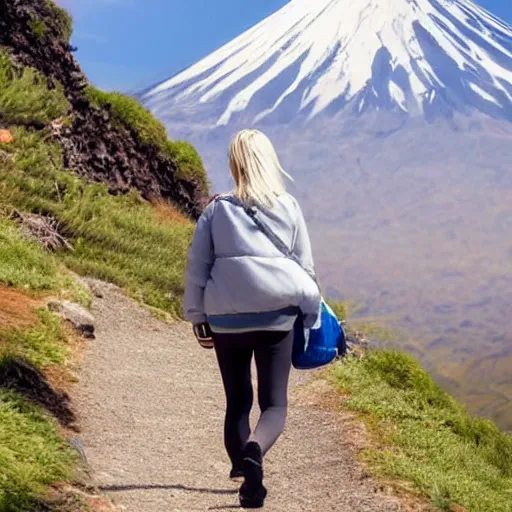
[0, 0, 208, 220]
[0, 1, 511, 511]
[0, 0, 202, 509]
[139, 0, 512, 430]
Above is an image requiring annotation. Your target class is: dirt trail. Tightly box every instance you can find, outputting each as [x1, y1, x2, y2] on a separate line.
[76, 282, 404, 511]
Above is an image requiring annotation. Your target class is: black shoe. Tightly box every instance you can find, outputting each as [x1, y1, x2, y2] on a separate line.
[239, 482, 267, 509]
[239, 442, 267, 509]
[230, 466, 244, 479]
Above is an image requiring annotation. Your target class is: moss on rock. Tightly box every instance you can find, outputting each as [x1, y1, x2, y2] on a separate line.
[43, 0, 73, 42]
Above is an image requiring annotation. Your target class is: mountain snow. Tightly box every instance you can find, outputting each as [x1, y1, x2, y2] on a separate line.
[140, 0, 512, 126]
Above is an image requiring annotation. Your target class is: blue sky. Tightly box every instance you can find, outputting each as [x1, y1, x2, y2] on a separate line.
[56, 0, 512, 92]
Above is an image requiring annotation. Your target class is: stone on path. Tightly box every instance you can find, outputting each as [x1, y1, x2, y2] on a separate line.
[48, 300, 95, 339]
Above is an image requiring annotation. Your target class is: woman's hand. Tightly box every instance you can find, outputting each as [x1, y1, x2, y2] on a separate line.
[193, 323, 214, 349]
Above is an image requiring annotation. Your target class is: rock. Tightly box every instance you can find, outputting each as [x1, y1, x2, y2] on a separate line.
[81, 278, 103, 298]
[48, 300, 95, 339]
[89, 282, 104, 299]
[82, 278, 120, 298]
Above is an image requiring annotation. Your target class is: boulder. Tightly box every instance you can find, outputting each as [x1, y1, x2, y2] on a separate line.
[48, 300, 95, 339]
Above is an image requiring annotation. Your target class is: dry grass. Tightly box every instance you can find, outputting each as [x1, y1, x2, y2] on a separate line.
[153, 200, 191, 226]
[0, 288, 40, 332]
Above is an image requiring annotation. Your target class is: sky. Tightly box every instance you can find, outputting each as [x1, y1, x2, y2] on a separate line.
[56, 0, 512, 93]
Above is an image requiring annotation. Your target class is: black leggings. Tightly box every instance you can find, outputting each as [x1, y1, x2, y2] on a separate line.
[213, 330, 293, 467]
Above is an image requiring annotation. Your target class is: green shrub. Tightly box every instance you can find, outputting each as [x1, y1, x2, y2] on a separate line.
[332, 351, 512, 511]
[85, 86, 208, 191]
[0, 51, 69, 125]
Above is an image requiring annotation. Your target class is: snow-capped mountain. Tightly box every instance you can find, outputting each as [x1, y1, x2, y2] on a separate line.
[141, 0, 512, 125]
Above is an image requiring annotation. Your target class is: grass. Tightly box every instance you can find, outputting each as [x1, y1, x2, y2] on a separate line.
[0, 223, 79, 510]
[0, 309, 68, 370]
[331, 350, 512, 511]
[0, 218, 90, 306]
[1, 219, 64, 292]
[0, 51, 69, 126]
[326, 300, 348, 321]
[0, 214, 84, 510]
[85, 86, 209, 191]
[0, 391, 75, 512]
[0, 214, 82, 511]
[0, 127, 194, 317]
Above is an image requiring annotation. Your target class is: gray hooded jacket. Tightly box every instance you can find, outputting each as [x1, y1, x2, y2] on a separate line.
[183, 193, 321, 332]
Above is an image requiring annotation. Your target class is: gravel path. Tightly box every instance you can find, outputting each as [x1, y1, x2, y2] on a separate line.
[76, 282, 404, 511]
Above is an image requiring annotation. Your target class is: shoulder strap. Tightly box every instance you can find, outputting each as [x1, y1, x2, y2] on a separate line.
[217, 196, 319, 288]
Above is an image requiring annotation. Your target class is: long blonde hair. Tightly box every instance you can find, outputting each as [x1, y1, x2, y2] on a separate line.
[228, 129, 293, 208]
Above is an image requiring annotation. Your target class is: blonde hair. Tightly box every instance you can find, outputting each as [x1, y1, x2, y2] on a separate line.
[228, 129, 292, 208]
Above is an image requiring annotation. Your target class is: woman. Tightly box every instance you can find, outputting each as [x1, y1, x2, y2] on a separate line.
[184, 129, 321, 508]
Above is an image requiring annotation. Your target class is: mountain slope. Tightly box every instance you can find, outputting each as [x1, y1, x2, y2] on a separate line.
[141, 0, 512, 125]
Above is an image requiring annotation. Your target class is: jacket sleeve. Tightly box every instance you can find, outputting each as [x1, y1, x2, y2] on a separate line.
[292, 200, 322, 329]
[183, 203, 215, 325]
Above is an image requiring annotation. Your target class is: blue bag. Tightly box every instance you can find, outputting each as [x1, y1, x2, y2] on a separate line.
[222, 197, 346, 370]
[292, 300, 345, 370]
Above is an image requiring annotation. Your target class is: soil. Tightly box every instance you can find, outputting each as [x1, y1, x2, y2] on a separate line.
[75, 281, 409, 511]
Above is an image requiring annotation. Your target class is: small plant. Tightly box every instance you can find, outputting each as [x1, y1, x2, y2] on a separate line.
[430, 485, 452, 510]
[28, 19, 47, 39]
[326, 300, 348, 320]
